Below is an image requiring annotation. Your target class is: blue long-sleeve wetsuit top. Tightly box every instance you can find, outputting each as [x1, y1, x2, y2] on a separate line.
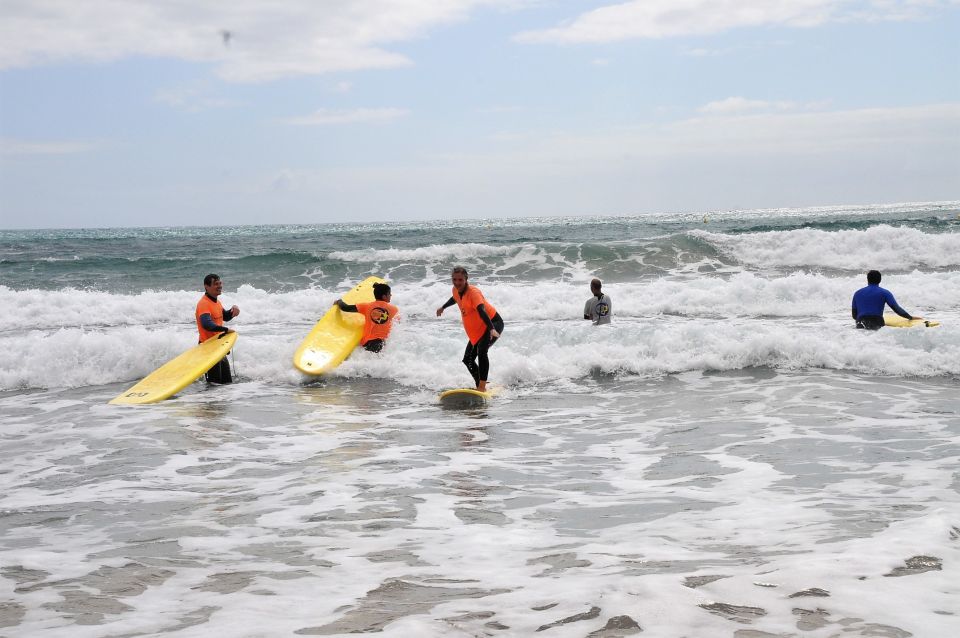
[851, 284, 911, 320]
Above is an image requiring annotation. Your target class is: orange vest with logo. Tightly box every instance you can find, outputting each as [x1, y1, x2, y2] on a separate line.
[354, 300, 398, 345]
[453, 285, 497, 345]
[196, 294, 224, 342]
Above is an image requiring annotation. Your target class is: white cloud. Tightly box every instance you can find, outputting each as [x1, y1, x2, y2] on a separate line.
[282, 107, 409, 126]
[699, 97, 799, 114]
[0, 139, 97, 155]
[471, 103, 958, 162]
[515, 0, 952, 44]
[661, 103, 960, 154]
[0, 0, 520, 82]
[476, 105, 525, 114]
[154, 84, 235, 111]
[243, 102, 960, 219]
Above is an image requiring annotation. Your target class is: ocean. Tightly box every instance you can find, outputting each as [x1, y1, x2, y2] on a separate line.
[1, 201, 959, 637]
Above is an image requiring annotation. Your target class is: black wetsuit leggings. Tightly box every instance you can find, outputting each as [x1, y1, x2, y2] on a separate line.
[206, 356, 233, 384]
[462, 314, 504, 386]
[363, 339, 384, 353]
[856, 315, 884, 331]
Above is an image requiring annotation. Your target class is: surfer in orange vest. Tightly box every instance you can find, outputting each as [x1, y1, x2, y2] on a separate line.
[335, 282, 398, 353]
[436, 266, 503, 392]
[195, 273, 240, 383]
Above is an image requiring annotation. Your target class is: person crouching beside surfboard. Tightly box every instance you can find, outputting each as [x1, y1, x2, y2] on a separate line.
[196, 273, 240, 383]
[436, 266, 504, 392]
[335, 282, 398, 353]
[851, 270, 920, 330]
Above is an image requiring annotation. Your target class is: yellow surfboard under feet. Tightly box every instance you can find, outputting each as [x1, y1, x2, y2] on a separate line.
[293, 276, 386, 376]
[109, 331, 238, 405]
[883, 314, 940, 328]
[439, 387, 498, 408]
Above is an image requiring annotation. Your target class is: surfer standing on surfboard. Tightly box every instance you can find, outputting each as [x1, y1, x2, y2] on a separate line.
[852, 270, 920, 330]
[196, 273, 240, 383]
[335, 282, 398, 353]
[436, 266, 504, 392]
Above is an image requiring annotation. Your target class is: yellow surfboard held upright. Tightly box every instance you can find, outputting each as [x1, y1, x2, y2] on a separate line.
[110, 331, 238, 405]
[293, 276, 386, 375]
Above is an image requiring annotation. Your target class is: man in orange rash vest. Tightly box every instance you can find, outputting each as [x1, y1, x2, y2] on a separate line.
[435, 266, 504, 392]
[195, 273, 240, 383]
[334, 282, 398, 353]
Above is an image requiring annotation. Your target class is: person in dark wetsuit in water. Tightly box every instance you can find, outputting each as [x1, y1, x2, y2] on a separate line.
[851, 270, 921, 330]
[436, 266, 503, 392]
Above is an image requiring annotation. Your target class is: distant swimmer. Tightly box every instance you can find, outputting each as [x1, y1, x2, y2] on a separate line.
[583, 278, 612, 325]
[851, 270, 920, 330]
[335, 282, 398, 353]
[196, 273, 240, 383]
[436, 266, 504, 392]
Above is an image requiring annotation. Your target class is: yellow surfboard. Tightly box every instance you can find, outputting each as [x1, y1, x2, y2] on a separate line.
[883, 314, 940, 328]
[439, 387, 497, 408]
[293, 276, 386, 375]
[109, 331, 238, 405]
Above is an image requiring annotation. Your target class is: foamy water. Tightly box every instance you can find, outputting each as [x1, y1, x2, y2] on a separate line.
[1, 203, 959, 636]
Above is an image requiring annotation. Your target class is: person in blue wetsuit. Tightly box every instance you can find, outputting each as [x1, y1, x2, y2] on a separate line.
[851, 270, 920, 330]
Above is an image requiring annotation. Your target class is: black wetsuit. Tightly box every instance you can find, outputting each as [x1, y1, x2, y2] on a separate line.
[442, 296, 503, 386]
[199, 303, 235, 383]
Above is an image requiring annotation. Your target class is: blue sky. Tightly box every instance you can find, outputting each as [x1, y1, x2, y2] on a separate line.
[1, 0, 958, 229]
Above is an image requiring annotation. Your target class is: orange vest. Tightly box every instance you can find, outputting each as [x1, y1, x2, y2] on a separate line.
[355, 300, 398, 345]
[196, 294, 224, 342]
[453, 285, 497, 345]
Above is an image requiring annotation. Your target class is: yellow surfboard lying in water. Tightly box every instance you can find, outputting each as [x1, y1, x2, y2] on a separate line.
[109, 331, 238, 405]
[293, 276, 386, 375]
[439, 387, 498, 408]
[883, 314, 940, 328]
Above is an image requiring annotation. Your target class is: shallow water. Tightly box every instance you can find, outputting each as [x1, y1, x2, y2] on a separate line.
[1, 370, 958, 637]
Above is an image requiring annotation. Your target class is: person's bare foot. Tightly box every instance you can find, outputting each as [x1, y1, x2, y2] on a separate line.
[477, 381, 487, 392]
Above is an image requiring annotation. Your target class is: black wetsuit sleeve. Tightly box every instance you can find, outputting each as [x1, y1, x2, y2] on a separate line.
[477, 304, 495, 330]
[336, 300, 358, 313]
[441, 297, 456, 309]
[199, 313, 229, 333]
[223, 308, 234, 322]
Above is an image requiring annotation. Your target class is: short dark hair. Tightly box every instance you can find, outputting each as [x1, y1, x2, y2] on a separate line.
[452, 266, 468, 278]
[204, 273, 221, 286]
[373, 282, 391, 300]
[590, 278, 602, 290]
[867, 270, 881, 285]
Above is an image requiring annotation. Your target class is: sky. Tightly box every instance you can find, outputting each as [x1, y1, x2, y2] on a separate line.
[0, 0, 958, 229]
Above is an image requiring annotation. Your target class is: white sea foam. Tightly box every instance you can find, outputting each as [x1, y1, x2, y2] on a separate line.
[329, 243, 514, 263]
[693, 224, 960, 270]
[3, 369, 956, 637]
[6, 270, 960, 332]
[4, 311, 958, 392]
[3, 275, 959, 390]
